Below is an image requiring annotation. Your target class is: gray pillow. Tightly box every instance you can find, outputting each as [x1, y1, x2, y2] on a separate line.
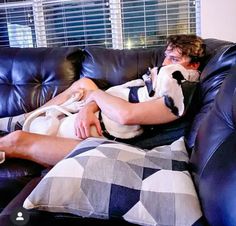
[24, 137, 203, 226]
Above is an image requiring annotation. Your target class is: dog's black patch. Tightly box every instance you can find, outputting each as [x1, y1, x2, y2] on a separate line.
[143, 67, 155, 97]
[128, 86, 143, 103]
[172, 71, 185, 85]
[157, 65, 163, 75]
[164, 95, 179, 116]
[144, 79, 155, 97]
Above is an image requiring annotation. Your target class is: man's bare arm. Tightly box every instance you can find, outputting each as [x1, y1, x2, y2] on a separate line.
[86, 89, 178, 125]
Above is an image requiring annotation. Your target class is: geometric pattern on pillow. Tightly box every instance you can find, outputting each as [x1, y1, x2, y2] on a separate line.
[23, 137, 204, 226]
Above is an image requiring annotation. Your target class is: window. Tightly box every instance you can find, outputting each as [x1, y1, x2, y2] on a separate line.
[0, 1, 36, 47]
[0, 0, 200, 49]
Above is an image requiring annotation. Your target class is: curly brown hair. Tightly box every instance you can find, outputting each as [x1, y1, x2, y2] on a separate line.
[166, 34, 206, 63]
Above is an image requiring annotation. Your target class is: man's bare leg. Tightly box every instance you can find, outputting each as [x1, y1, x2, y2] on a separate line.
[0, 131, 80, 166]
[25, 77, 99, 118]
[0, 77, 99, 132]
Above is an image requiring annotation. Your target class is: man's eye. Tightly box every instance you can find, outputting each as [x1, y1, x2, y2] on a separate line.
[171, 57, 179, 63]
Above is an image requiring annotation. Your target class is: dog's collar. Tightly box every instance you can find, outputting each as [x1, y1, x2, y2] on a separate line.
[98, 111, 139, 142]
[98, 111, 121, 141]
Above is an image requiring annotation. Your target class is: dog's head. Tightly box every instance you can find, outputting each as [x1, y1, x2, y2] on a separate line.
[159, 64, 188, 82]
[159, 64, 200, 82]
[153, 64, 200, 91]
[149, 64, 197, 98]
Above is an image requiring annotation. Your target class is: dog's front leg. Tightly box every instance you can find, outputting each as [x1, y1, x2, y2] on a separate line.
[120, 79, 145, 88]
[46, 91, 84, 117]
[61, 91, 84, 107]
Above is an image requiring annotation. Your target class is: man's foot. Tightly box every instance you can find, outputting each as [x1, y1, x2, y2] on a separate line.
[0, 151, 5, 164]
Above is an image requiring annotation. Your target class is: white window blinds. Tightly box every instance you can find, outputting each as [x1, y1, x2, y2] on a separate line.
[0, 0, 200, 49]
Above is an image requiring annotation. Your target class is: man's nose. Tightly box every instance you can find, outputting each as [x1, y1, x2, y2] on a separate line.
[162, 57, 171, 66]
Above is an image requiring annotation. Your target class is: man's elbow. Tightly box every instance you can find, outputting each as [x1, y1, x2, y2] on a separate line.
[117, 109, 134, 125]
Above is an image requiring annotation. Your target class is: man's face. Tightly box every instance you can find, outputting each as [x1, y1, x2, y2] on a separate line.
[162, 46, 193, 69]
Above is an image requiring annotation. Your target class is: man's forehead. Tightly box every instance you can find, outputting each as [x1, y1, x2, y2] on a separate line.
[165, 46, 182, 57]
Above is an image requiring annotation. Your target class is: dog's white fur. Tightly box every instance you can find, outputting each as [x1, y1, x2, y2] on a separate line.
[23, 64, 199, 140]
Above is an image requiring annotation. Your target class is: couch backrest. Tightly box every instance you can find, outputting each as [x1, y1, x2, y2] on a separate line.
[0, 47, 83, 117]
[80, 39, 234, 89]
[186, 41, 236, 148]
[190, 66, 236, 226]
[80, 46, 166, 88]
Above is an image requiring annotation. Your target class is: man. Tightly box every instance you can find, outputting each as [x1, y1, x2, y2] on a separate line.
[0, 34, 205, 166]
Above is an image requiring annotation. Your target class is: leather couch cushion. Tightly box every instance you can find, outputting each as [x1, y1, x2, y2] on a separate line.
[198, 38, 235, 71]
[80, 46, 165, 88]
[190, 67, 236, 184]
[197, 132, 236, 226]
[0, 47, 84, 117]
[0, 159, 43, 211]
[189, 66, 236, 226]
[186, 43, 236, 149]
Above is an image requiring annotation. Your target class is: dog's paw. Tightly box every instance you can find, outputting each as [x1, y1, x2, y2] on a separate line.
[64, 100, 86, 113]
[72, 90, 84, 101]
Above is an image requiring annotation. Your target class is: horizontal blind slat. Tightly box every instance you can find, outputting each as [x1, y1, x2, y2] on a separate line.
[0, 0, 199, 49]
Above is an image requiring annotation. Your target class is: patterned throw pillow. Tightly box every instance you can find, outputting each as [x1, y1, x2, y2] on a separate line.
[23, 137, 204, 226]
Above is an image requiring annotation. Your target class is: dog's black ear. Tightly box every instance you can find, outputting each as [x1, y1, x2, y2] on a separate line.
[172, 71, 185, 85]
[157, 65, 163, 75]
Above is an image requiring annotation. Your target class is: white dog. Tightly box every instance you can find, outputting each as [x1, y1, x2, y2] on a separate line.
[23, 64, 199, 140]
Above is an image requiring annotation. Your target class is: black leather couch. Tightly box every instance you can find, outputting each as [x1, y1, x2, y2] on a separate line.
[0, 38, 236, 226]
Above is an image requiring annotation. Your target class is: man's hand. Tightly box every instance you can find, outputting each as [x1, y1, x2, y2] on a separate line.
[74, 103, 102, 139]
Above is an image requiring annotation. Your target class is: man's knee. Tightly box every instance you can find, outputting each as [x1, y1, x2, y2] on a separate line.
[71, 77, 97, 91]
